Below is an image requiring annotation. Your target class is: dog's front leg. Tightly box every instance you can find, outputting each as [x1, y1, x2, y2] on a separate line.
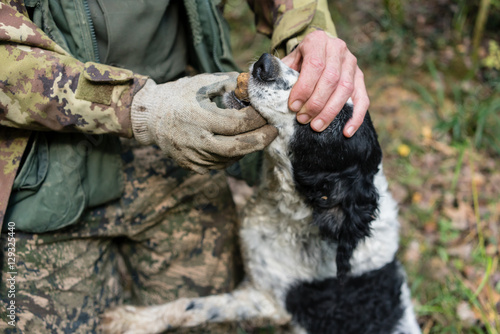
[100, 284, 290, 334]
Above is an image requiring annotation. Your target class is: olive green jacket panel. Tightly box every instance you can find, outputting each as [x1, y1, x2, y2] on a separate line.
[248, 0, 337, 56]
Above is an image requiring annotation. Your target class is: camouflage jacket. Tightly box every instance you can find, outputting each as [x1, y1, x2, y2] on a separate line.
[0, 0, 336, 227]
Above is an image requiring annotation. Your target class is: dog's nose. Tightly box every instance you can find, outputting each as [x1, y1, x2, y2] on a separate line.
[252, 53, 278, 82]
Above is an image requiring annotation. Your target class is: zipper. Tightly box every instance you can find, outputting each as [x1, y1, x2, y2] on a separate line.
[82, 0, 101, 63]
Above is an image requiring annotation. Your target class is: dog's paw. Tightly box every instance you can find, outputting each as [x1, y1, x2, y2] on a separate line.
[100, 305, 168, 334]
[99, 306, 140, 334]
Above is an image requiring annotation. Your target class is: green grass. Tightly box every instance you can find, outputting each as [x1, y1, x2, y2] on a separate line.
[410, 63, 500, 155]
[394, 139, 500, 333]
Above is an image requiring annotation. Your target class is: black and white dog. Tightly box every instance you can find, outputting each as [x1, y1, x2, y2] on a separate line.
[101, 54, 421, 334]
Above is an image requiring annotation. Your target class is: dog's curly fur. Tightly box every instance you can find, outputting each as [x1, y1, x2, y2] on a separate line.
[101, 54, 421, 334]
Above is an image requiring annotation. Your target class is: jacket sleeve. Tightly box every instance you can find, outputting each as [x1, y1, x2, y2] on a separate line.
[248, 0, 337, 56]
[0, 1, 148, 138]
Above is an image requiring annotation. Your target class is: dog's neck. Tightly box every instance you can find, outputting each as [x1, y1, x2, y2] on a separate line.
[257, 115, 313, 223]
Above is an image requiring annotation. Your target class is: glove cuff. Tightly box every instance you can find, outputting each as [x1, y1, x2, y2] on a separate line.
[131, 79, 158, 145]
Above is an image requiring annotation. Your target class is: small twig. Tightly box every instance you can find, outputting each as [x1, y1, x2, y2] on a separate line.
[468, 144, 485, 255]
[422, 319, 434, 334]
[472, 0, 492, 69]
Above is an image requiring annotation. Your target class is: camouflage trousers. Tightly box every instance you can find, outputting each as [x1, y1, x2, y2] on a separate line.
[0, 139, 243, 333]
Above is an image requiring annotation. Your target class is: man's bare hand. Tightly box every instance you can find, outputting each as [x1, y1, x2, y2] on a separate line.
[282, 30, 369, 137]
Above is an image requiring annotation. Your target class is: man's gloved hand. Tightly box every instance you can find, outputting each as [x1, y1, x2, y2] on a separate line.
[131, 72, 278, 174]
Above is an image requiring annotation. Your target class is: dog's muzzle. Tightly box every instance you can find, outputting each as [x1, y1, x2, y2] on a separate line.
[252, 53, 280, 82]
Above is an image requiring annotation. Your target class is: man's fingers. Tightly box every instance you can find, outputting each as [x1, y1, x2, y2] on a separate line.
[288, 36, 327, 114]
[282, 31, 370, 134]
[309, 51, 357, 132]
[344, 69, 369, 137]
[209, 124, 278, 157]
[281, 47, 302, 70]
[202, 105, 268, 136]
[297, 39, 344, 125]
[199, 72, 239, 95]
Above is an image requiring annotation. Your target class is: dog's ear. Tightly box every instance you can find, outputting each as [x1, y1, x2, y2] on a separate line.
[291, 106, 382, 281]
[309, 166, 379, 281]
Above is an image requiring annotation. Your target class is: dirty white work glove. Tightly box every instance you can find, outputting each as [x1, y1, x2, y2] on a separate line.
[131, 72, 278, 174]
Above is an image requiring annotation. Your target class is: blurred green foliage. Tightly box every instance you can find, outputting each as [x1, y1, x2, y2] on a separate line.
[328, 0, 500, 155]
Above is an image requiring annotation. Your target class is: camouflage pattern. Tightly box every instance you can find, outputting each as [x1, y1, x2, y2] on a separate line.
[2, 0, 27, 15]
[248, 0, 337, 55]
[0, 0, 148, 229]
[0, 139, 243, 333]
[0, 3, 148, 136]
